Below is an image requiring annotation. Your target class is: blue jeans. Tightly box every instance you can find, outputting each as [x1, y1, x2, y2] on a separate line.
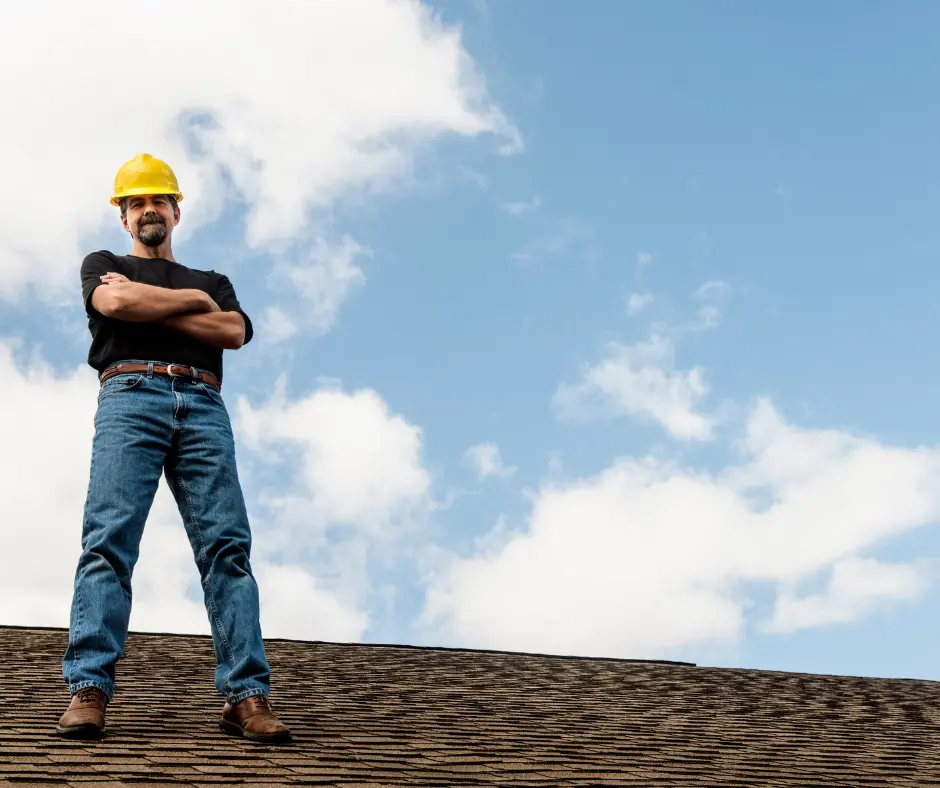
[62, 361, 271, 705]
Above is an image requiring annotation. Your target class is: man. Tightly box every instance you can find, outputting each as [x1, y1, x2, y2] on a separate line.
[57, 153, 291, 744]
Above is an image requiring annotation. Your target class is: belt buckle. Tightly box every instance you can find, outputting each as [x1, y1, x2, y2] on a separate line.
[166, 364, 187, 378]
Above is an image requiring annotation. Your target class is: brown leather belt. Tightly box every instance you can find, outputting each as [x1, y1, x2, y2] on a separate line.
[99, 362, 221, 391]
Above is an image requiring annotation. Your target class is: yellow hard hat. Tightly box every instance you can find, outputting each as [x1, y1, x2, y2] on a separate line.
[110, 153, 183, 206]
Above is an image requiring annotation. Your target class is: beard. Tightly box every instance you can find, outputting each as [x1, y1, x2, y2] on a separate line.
[137, 214, 167, 247]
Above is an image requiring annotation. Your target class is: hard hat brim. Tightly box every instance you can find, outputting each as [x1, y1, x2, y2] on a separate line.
[110, 187, 184, 206]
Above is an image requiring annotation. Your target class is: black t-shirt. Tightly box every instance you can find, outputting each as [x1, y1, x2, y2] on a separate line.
[80, 250, 254, 383]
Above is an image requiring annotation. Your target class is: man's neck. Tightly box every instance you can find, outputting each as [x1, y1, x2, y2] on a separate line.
[130, 241, 176, 262]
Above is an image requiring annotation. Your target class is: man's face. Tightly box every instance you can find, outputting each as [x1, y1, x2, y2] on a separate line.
[122, 194, 179, 247]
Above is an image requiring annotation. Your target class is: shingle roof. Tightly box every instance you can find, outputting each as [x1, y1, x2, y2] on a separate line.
[2, 625, 939, 786]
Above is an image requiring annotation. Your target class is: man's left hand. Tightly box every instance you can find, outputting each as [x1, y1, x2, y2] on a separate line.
[100, 272, 130, 284]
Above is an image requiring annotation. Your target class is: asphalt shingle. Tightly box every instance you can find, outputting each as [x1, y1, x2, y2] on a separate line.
[1, 625, 939, 785]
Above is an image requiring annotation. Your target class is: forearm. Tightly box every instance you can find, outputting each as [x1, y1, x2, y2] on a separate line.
[161, 311, 246, 350]
[103, 282, 214, 322]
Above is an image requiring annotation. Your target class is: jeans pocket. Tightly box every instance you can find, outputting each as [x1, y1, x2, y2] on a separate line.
[98, 373, 145, 401]
[195, 382, 226, 406]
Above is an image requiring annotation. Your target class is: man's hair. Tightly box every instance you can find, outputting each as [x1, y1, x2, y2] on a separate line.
[119, 195, 179, 218]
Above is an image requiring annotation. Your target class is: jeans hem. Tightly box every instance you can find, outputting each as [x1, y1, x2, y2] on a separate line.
[227, 687, 268, 705]
[69, 680, 113, 703]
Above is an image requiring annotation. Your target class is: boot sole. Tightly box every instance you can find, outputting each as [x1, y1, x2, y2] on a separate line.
[219, 719, 292, 743]
[55, 723, 105, 740]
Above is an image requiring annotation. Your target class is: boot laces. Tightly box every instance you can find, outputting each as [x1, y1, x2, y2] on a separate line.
[76, 687, 101, 705]
[250, 694, 273, 711]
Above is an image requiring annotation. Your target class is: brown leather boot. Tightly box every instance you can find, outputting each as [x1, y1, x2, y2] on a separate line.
[55, 687, 108, 739]
[219, 694, 292, 743]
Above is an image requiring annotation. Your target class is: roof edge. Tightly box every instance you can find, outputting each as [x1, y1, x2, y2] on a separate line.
[0, 624, 696, 668]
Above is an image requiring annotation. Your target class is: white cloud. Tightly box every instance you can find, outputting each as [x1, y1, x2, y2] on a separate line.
[258, 307, 300, 345]
[470, 515, 520, 557]
[264, 235, 370, 342]
[466, 442, 516, 480]
[502, 196, 541, 216]
[235, 377, 432, 539]
[0, 0, 518, 300]
[554, 335, 716, 441]
[419, 399, 940, 659]
[762, 557, 932, 635]
[231, 377, 435, 622]
[0, 341, 375, 643]
[0, 343, 101, 627]
[627, 292, 654, 316]
[556, 280, 730, 438]
[253, 563, 369, 642]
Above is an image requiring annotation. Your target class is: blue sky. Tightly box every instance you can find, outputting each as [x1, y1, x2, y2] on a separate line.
[3, 1, 940, 683]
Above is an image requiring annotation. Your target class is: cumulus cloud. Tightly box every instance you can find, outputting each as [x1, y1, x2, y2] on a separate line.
[0, 0, 518, 300]
[555, 279, 732, 439]
[466, 442, 516, 480]
[261, 235, 370, 343]
[419, 399, 940, 659]
[231, 377, 436, 622]
[762, 556, 932, 635]
[257, 307, 300, 345]
[253, 564, 369, 642]
[553, 334, 716, 441]
[235, 377, 432, 539]
[0, 343, 101, 627]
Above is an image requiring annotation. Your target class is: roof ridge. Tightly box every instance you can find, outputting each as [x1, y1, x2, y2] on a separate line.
[0, 623, 696, 667]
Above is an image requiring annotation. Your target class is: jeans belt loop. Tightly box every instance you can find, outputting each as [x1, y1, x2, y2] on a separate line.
[147, 361, 154, 378]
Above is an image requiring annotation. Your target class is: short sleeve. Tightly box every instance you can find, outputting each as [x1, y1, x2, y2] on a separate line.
[80, 251, 117, 320]
[214, 273, 254, 345]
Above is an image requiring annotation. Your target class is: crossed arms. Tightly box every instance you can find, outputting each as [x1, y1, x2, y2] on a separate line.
[91, 273, 246, 350]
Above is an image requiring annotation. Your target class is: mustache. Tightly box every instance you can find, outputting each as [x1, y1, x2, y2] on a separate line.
[140, 214, 164, 225]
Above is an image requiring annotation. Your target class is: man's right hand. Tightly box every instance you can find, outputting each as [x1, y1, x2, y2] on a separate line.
[203, 292, 222, 313]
